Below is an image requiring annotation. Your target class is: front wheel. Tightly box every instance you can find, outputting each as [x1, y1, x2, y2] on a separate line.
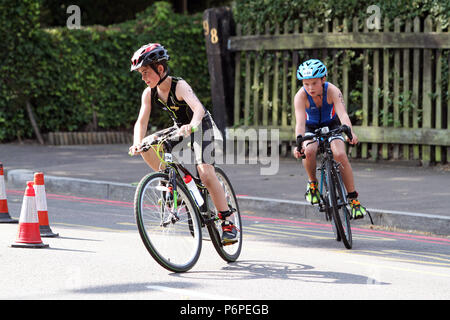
[134, 172, 202, 272]
[326, 162, 352, 249]
[205, 167, 242, 262]
[321, 193, 341, 242]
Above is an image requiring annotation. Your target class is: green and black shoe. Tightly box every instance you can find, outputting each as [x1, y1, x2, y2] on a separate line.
[349, 199, 367, 219]
[305, 181, 321, 205]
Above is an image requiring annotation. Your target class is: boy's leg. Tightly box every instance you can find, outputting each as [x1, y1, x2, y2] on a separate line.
[140, 126, 179, 171]
[330, 139, 367, 219]
[196, 164, 228, 212]
[302, 140, 318, 182]
[302, 140, 321, 204]
[330, 139, 355, 192]
[197, 163, 237, 244]
[141, 148, 165, 172]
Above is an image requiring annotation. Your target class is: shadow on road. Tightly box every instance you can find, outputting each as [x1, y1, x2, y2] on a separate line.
[171, 260, 390, 286]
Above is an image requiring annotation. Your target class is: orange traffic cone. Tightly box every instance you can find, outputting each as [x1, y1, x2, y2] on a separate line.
[34, 172, 59, 237]
[11, 181, 49, 248]
[0, 162, 18, 224]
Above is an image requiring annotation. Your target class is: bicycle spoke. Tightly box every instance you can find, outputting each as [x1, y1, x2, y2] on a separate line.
[135, 173, 202, 272]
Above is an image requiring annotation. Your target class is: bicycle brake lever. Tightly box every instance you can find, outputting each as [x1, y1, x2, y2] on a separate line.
[341, 125, 353, 142]
[128, 144, 147, 156]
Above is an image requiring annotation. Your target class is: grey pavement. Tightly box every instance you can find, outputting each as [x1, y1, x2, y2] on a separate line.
[1, 143, 450, 235]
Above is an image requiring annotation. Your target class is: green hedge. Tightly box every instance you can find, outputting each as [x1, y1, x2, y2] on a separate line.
[232, 0, 450, 29]
[231, 0, 450, 126]
[0, 1, 209, 142]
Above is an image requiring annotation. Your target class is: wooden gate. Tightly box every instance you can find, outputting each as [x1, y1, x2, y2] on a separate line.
[224, 16, 450, 165]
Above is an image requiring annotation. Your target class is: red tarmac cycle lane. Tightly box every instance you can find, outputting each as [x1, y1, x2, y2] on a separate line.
[6, 189, 450, 250]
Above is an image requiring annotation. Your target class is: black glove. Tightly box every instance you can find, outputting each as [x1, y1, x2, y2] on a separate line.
[341, 125, 354, 144]
[296, 134, 306, 159]
[296, 134, 303, 149]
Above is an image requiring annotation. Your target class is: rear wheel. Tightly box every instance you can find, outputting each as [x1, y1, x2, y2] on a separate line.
[134, 172, 202, 272]
[206, 167, 242, 262]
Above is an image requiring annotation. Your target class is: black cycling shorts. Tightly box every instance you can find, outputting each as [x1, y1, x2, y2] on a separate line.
[155, 111, 221, 166]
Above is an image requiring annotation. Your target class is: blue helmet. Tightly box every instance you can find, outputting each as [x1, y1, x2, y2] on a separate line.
[297, 59, 327, 80]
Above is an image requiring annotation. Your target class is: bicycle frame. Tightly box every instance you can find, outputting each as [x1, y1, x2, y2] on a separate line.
[299, 125, 355, 247]
[134, 128, 242, 271]
[152, 136, 217, 227]
[316, 135, 348, 220]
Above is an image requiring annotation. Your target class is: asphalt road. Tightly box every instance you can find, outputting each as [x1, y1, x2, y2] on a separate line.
[2, 143, 450, 216]
[1, 190, 449, 302]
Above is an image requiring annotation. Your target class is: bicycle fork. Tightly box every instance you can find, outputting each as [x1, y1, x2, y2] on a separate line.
[332, 162, 348, 209]
[159, 169, 181, 227]
[318, 165, 329, 217]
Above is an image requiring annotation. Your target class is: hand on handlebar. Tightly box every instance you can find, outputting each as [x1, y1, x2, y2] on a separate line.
[342, 125, 358, 145]
[128, 125, 200, 156]
[128, 134, 158, 156]
[128, 144, 141, 156]
[178, 124, 193, 138]
[346, 135, 358, 145]
[177, 124, 199, 138]
[293, 146, 306, 159]
[294, 134, 306, 159]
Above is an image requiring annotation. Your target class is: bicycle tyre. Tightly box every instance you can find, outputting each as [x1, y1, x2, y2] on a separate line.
[134, 172, 202, 272]
[332, 167, 352, 248]
[326, 162, 352, 249]
[321, 167, 341, 242]
[205, 167, 242, 262]
[321, 191, 341, 242]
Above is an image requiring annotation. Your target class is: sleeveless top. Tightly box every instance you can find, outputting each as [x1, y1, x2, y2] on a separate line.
[150, 77, 206, 127]
[304, 82, 337, 126]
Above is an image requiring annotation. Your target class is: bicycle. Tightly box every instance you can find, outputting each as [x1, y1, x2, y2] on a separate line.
[297, 124, 355, 249]
[132, 126, 242, 272]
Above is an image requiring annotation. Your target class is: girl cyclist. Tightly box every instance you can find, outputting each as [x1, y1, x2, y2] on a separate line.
[128, 43, 237, 244]
[293, 59, 367, 219]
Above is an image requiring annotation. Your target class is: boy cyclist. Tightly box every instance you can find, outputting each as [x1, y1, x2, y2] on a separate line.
[128, 43, 238, 244]
[292, 59, 367, 219]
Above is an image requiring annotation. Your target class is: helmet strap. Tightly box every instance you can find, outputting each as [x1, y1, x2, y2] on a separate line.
[157, 66, 170, 86]
[149, 64, 170, 88]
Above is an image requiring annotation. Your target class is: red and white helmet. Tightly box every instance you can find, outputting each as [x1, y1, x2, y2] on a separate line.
[130, 43, 169, 72]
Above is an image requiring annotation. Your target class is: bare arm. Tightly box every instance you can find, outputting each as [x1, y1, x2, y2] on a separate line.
[175, 80, 205, 136]
[329, 84, 358, 144]
[129, 87, 152, 154]
[294, 88, 307, 137]
[293, 88, 307, 158]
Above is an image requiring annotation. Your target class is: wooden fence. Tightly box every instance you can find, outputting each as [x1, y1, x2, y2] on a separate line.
[226, 16, 450, 165]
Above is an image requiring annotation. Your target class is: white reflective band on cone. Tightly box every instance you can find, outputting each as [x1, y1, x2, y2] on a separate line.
[34, 185, 47, 211]
[19, 196, 38, 223]
[0, 176, 6, 200]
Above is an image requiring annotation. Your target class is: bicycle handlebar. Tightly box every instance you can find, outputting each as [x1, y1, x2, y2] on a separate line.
[296, 124, 353, 150]
[129, 126, 199, 156]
